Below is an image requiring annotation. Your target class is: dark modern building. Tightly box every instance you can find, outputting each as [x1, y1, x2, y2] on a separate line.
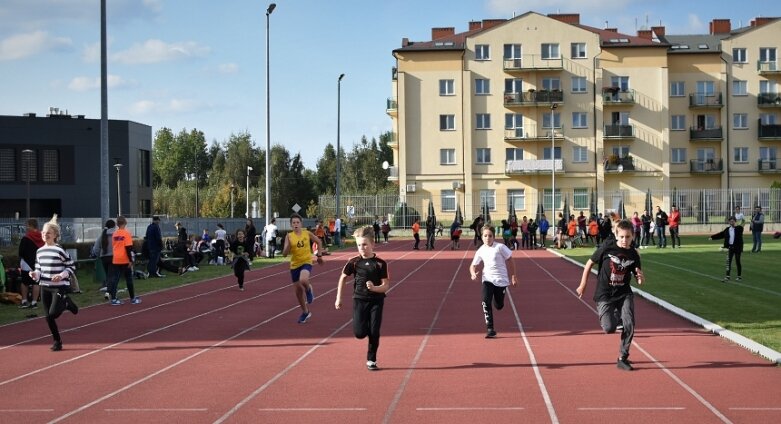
[0, 112, 152, 218]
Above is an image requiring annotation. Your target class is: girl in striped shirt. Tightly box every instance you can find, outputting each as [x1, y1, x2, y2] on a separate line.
[29, 215, 78, 351]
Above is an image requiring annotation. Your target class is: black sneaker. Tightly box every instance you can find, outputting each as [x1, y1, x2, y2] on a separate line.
[617, 358, 633, 371]
[51, 341, 62, 352]
[722, 276, 730, 283]
[485, 329, 497, 338]
[736, 276, 742, 282]
[366, 361, 379, 371]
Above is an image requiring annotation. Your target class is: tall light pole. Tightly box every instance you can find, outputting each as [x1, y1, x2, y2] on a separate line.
[114, 162, 123, 216]
[22, 149, 33, 218]
[336, 73, 345, 220]
[230, 183, 235, 218]
[246, 166, 253, 218]
[100, 0, 110, 222]
[550, 103, 558, 224]
[265, 3, 276, 249]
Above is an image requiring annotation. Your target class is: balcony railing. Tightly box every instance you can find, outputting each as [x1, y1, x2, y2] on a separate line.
[690, 158, 723, 173]
[758, 159, 780, 172]
[602, 88, 635, 105]
[603, 124, 635, 138]
[505, 159, 563, 175]
[391, 66, 398, 81]
[689, 92, 723, 108]
[759, 121, 781, 139]
[504, 90, 564, 106]
[758, 93, 781, 107]
[689, 127, 723, 141]
[386, 98, 397, 114]
[757, 61, 780, 74]
[604, 156, 635, 172]
[504, 126, 563, 141]
[386, 165, 398, 181]
[503, 54, 564, 72]
[387, 132, 398, 147]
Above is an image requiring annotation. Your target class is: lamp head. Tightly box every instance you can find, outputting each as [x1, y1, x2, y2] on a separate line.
[551, 103, 558, 110]
[382, 161, 389, 170]
[338, 73, 345, 82]
[247, 166, 253, 172]
[267, 3, 276, 15]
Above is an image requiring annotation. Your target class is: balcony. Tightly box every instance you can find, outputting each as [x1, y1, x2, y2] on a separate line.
[689, 92, 723, 108]
[757, 61, 780, 75]
[503, 54, 564, 72]
[505, 159, 563, 175]
[604, 156, 635, 172]
[758, 159, 781, 173]
[603, 124, 635, 139]
[386, 165, 399, 181]
[689, 127, 723, 141]
[386, 97, 397, 116]
[391, 66, 398, 81]
[387, 132, 398, 148]
[759, 121, 781, 140]
[690, 158, 723, 174]
[758, 93, 781, 108]
[504, 126, 563, 142]
[602, 88, 636, 105]
[504, 90, 564, 107]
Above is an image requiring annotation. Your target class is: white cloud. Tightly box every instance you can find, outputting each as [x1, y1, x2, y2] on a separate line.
[128, 97, 206, 115]
[218, 63, 239, 74]
[129, 100, 156, 115]
[112, 39, 210, 64]
[67, 74, 131, 91]
[0, 30, 71, 61]
[686, 13, 706, 32]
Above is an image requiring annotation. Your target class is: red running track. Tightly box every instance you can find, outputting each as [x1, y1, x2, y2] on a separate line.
[0, 240, 778, 424]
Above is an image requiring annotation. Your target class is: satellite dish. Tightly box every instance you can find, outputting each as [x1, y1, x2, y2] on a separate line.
[382, 161, 389, 170]
[617, 164, 624, 173]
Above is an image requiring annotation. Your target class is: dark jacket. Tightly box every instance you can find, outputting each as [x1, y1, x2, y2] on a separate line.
[711, 225, 744, 252]
[655, 210, 668, 228]
[145, 222, 163, 251]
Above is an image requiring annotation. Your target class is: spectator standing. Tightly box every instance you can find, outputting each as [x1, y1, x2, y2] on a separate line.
[750, 206, 764, 253]
[733, 206, 745, 227]
[244, 218, 257, 260]
[654, 206, 668, 248]
[412, 218, 421, 250]
[640, 210, 652, 248]
[630, 212, 642, 248]
[18, 218, 44, 308]
[577, 211, 588, 243]
[92, 219, 115, 296]
[425, 215, 436, 250]
[372, 216, 382, 244]
[381, 217, 391, 243]
[263, 218, 279, 258]
[668, 205, 681, 248]
[214, 223, 227, 265]
[538, 214, 550, 248]
[110, 216, 141, 305]
[145, 216, 164, 277]
[334, 215, 342, 247]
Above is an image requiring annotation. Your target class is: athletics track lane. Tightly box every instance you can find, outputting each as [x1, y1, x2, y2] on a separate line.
[0, 240, 778, 423]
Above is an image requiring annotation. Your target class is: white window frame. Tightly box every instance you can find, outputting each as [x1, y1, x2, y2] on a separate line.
[759, 47, 777, 63]
[671, 148, 687, 164]
[571, 76, 587, 93]
[543, 146, 562, 160]
[479, 190, 496, 211]
[542, 77, 561, 91]
[671, 115, 686, 131]
[733, 147, 749, 163]
[541, 43, 560, 59]
[439, 114, 455, 131]
[732, 79, 747, 96]
[475, 44, 490, 60]
[573, 146, 588, 163]
[475, 148, 491, 164]
[441, 190, 456, 212]
[503, 44, 521, 60]
[733, 48, 747, 63]
[543, 112, 561, 129]
[508, 189, 526, 212]
[670, 81, 685, 97]
[759, 80, 776, 94]
[440, 148, 456, 165]
[759, 146, 777, 161]
[571, 42, 587, 59]
[733, 113, 748, 129]
[439, 79, 455, 96]
[505, 78, 523, 94]
[572, 112, 588, 129]
[760, 113, 777, 125]
[573, 188, 589, 210]
[611, 76, 630, 92]
[505, 147, 524, 161]
[475, 78, 490, 95]
[476, 113, 491, 130]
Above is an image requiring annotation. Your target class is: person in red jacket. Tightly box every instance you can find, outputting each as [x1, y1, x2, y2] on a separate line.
[668, 205, 681, 248]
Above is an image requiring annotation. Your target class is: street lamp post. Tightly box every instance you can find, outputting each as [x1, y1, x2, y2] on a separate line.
[230, 183, 235, 218]
[114, 162, 124, 216]
[336, 73, 345, 221]
[246, 166, 253, 218]
[22, 149, 33, 218]
[550, 103, 558, 225]
[265, 3, 276, 251]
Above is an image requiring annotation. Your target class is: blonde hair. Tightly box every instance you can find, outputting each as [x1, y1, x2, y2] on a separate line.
[353, 225, 375, 240]
[43, 214, 61, 242]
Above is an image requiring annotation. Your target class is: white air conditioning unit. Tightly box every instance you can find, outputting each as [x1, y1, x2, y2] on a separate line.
[452, 181, 463, 190]
[406, 183, 417, 193]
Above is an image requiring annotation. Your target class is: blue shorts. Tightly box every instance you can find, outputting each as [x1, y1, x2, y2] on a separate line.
[290, 264, 313, 283]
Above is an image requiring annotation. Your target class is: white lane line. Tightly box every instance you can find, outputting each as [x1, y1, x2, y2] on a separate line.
[104, 408, 208, 412]
[381, 249, 467, 424]
[508, 290, 559, 424]
[257, 408, 367, 411]
[729, 407, 781, 410]
[522, 251, 734, 424]
[578, 407, 686, 410]
[417, 407, 525, 411]
[0, 409, 54, 412]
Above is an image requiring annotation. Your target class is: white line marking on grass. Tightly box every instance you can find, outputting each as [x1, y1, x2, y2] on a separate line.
[521, 250, 735, 424]
[508, 290, 559, 424]
[578, 407, 685, 410]
[417, 407, 525, 411]
[643, 258, 781, 297]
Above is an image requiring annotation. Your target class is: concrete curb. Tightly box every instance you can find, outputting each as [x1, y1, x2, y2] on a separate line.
[551, 249, 781, 365]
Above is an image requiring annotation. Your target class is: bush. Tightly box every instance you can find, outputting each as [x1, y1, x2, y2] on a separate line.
[393, 202, 420, 228]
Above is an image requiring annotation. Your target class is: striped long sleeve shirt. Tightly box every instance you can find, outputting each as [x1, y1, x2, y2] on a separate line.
[35, 244, 75, 287]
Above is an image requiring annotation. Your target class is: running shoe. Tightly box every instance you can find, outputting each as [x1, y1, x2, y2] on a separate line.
[130, 297, 142, 305]
[297, 311, 312, 324]
[485, 329, 497, 338]
[110, 299, 123, 306]
[305, 286, 314, 304]
[366, 361, 379, 371]
[736, 276, 742, 282]
[51, 341, 62, 352]
[617, 357, 634, 371]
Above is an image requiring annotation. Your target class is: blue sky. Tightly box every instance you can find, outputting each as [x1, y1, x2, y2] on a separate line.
[1, 0, 778, 168]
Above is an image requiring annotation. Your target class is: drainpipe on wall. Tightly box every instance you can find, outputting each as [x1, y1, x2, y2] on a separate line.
[720, 53, 730, 192]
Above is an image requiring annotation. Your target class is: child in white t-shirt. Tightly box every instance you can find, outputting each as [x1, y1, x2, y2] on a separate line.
[469, 225, 518, 338]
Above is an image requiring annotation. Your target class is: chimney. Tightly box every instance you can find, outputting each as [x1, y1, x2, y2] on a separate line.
[637, 29, 652, 39]
[481, 19, 505, 29]
[402, 37, 409, 47]
[605, 28, 618, 33]
[431, 27, 455, 40]
[469, 21, 482, 31]
[651, 25, 666, 36]
[709, 19, 731, 34]
[548, 13, 580, 25]
[751, 17, 775, 27]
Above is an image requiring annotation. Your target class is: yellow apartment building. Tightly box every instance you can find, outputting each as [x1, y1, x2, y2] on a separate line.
[387, 12, 780, 225]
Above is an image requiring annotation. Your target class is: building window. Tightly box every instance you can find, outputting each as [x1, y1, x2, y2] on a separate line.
[503, 44, 521, 60]
[571, 76, 587, 93]
[475, 148, 491, 164]
[732, 79, 747, 96]
[0, 149, 16, 182]
[611, 76, 629, 92]
[139, 200, 151, 217]
[440, 149, 456, 165]
[759, 80, 776, 94]
[41, 149, 59, 182]
[759, 146, 777, 162]
[505, 78, 523, 94]
[733, 48, 747, 63]
[759, 47, 777, 64]
[543, 112, 561, 129]
[573, 146, 588, 162]
[671, 148, 687, 164]
[733, 147, 749, 163]
[760, 113, 777, 125]
[439, 79, 455, 96]
[543, 146, 562, 160]
[476, 113, 491, 130]
[671, 115, 686, 130]
[612, 146, 630, 158]
[479, 190, 496, 211]
[508, 189, 526, 211]
[542, 77, 561, 91]
[670, 81, 685, 97]
[475, 44, 490, 60]
[733, 113, 748, 129]
[543, 188, 561, 212]
[506, 148, 523, 161]
[541, 43, 560, 59]
[440, 114, 455, 131]
[475, 78, 490, 95]
[441, 190, 456, 212]
[138, 149, 150, 187]
[572, 112, 587, 128]
[571, 42, 587, 59]
[574, 188, 588, 209]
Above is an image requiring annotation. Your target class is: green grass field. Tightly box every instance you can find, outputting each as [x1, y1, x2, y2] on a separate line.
[558, 235, 781, 354]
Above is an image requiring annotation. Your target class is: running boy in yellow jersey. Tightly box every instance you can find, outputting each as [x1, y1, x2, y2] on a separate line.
[282, 213, 325, 323]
